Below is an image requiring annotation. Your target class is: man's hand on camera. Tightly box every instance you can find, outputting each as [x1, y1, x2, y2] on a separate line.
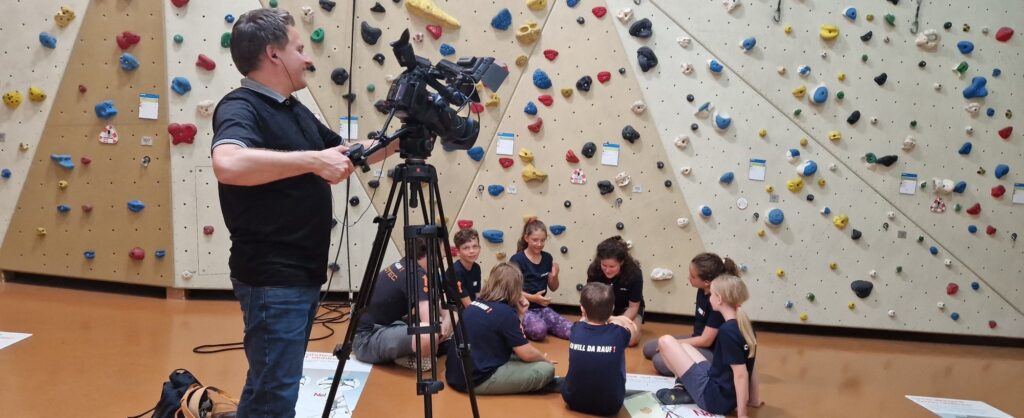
[314, 145, 354, 184]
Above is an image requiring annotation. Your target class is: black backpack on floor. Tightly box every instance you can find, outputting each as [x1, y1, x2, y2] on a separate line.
[128, 369, 200, 418]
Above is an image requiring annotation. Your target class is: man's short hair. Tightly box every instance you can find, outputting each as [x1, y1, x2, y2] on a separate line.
[230, 8, 295, 75]
[580, 282, 614, 323]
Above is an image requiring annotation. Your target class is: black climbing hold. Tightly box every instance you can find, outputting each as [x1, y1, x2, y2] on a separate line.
[664, 180, 673, 187]
[330, 68, 349, 85]
[910, 120, 917, 128]
[564, 200, 572, 208]
[329, 262, 341, 272]
[851, 229, 862, 240]
[581, 142, 597, 158]
[616, 222, 625, 230]
[656, 161, 665, 169]
[847, 110, 861, 125]
[320, 0, 337, 12]
[874, 73, 887, 86]
[306, 64, 316, 72]
[349, 196, 360, 206]
[576, 283, 584, 291]
[886, 0, 898, 5]
[361, 21, 383, 45]
[686, 94, 694, 102]
[368, 179, 380, 188]
[918, 60, 927, 68]
[342, 93, 357, 103]
[618, 67, 627, 75]
[373, 99, 389, 114]
[576, 75, 593, 92]
[372, 53, 385, 65]
[577, 17, 585, 24]
[370, 2, 385, 12]
[629, 18, 653, 38]
[690, 123, 699, 131]
[851, 280, 873, 298]
[386, 168, 395, 178]
[622, 125, 640, 143]
[876, 155, 899, 167]
[943, 21, 952, 30]
[637, 47, 658, 72]
[597, 180, 614, 195]
[560, 246, 569, 254]
[860, 31, 873, 42]
[806, 194, 815, 201]
[331, 218, 339, 228]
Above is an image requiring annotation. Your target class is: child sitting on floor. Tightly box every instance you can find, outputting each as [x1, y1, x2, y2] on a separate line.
[509, 218, 573, 341]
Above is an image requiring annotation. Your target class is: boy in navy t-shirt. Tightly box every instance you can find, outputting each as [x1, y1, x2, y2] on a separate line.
[562, 282, 639, 416]
[448, 229, 482, 307]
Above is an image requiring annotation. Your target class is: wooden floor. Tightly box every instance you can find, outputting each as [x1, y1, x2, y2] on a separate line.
[0, 279, 1021, 418]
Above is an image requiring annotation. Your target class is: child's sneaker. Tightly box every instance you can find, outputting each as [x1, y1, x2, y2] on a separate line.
[655, 384, 694, 405]
[535, 376, 564, 394]
[394, 355, 432, 371]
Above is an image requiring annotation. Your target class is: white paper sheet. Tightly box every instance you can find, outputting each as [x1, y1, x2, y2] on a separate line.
[294, 352, 372, 418]
[906, 395, 1014, 418]
[0, 331, 31, 350]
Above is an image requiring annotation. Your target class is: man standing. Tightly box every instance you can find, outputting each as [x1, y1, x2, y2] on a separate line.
[211, 8, 394, 418]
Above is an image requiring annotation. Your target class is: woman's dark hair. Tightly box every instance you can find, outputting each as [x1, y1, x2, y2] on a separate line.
[586, 236, 642, 286]
[230, 8, 295, 75]
[691, 252, 739, 281]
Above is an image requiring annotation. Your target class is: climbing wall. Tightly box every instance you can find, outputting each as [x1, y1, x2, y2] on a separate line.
[606, 0, 1022, 337]
[0, 0, 175, 286]
[165, 0, 398, 290]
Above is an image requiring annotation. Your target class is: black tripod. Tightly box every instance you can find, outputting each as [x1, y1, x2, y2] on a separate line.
[321, 126, 480, 418]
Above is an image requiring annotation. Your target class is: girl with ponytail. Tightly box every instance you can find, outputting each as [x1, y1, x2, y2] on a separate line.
[510, 218, 573, 341]
[654, 275, 763, 417]
[643, 252, 739, 376]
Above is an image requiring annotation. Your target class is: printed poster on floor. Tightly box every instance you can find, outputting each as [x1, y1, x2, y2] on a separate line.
[624, 374, 725, 418]
[294, 352, 372, 418]
[906, 395, 1013, 418]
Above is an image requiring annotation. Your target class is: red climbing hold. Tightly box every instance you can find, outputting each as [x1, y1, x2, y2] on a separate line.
[203, 225, 215, 235]
[469, 102, 484, 114]
[80, 157, 92, 165]
[196, 54, 216, 71]
[989, 320, 998, 329]
[168, 123, 198, 145]
[129, 246, 146, 260]
[78, 84, 87, 94]
[565, 149, 579, 163]
[170, 0, 190, 8]
[592, 6, 607, 18]
[946, 282, 959, 295]
[965, 203, 981, 215]
[597, 71, 611, 83]
[81, 204, 93, 213]
[116, 31, 141, 50]
[457, 219, 473, 230]
[991, 185, 1006, 198]
[527, 117, 543, 133]
[997, 126, 1012, 139]
[986, 225, 997, 235]
[537, 95, 553, 106]
[426, 24, 442, 39]
[995, 27, 1014, 42]
[499, 157, 514, 168]
[543, 49, 559, 61]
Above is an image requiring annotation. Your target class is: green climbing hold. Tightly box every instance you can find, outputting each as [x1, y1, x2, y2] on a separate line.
[173, 34, 184, 44]
[954, 61, 969, 75]
[310, 28, 325, 43]
[896, 266, 903, 273]
[884, 14, 895, 26]
[793, 108, 802, 116]
[836, 91, 845, 100]
[864, 153, 878, 164]
[220, 32, 231, 48]
[367, 84, 375, 92]
[917, 236, 925, 243]
[954, 203, 962, 212]
[861, 54, 868, 62]
[806, 292, 816, 302]
[910, 120, 917, 128]
[269, 0, 278, 8]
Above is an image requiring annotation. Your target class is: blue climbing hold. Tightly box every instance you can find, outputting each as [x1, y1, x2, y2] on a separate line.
[785, 301, 794, 309]
[39, 32, 57, 49]
[950, 312, 960, 321]
[120, 53, 140, 71]
[994, 164, 1009, 179]
[0, 169, 10, 179]
[171, 76, 192, 95]
[225, 14, 235, 23]
[739, 264, 748, 273]
[84, 251, 96, 260]
[953, 181, 967, 194]
[929, 246, 939, 255]
[822, 206, 832, 215]
[719, 171, 735, 185]
[696, 101, 713, 116]
[567, 0, 580, 7]
[986, 108, 995, 117]
[51, 154, 75, 169]
[94, 100, 118, 119]
[971, 281, 980, 290]
[958, 142, 972, 155]
[699, 205, 713, 217]
[992, 68, 1001, 77]
[956, 40, 974, 54]
[487, 184, 505, 196]
[713, 112, 731, 130]
[482, 230, 504, 243]
[439, 43, 455, 56]
[798, 160, 818, 176]
[740, 37, 756, 52]
[968, 225, 977, 234]
[549, 224, 566, 235]
[843, 6, 857, 20]
[467, 146, 484, 161]
[524, 101, 538, 115]
[798, 65, 811, 76]
[811, 85, 829, 104]
[155, 250, 167, 258]
[708, 59, 724, 74]
[57, 204, 71, 213]
[533, 69, 552, 89]
[962, 77, 988, 99]
[491, 8, 512, 30]
[766, 208, 785, 226]
[127, 199, 146, 213]
[787, 149, 801, 160]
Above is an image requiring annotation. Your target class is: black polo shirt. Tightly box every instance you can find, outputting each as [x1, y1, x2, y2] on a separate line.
[212, 79, 342, 287]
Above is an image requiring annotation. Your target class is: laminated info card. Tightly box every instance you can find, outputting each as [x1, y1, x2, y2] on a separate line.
[748, 159, 766, 181]
[294, 352, 372, 418]
[900, 172, 918, 195]
[338, 116, 358, 141]
[138, 93, 159, 120]
[1014, 183, 1024, 205]
[601, 143, 620, 166]
[495, 132, 515, 156]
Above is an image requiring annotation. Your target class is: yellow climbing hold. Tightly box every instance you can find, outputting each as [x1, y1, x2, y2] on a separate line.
[36, 227, 48, 236]
[522, 163, 548, 182]
[526, 0, 547, 11]
[57, 180, 69, 189]
[19, 143, 30, 151]
[757, 229, 766, 237]
[518, 147, 534, 163]
[848, 302, 856, 310]
[817, 178, 826, 187]
[560, 88, 573, 98]
[3, 90, 23, 108]
[820, 24, 840, 40]
[799, 312, 809, 321]
[786, 177, 804, 192]
[54, 6, 76, 28]
[765, 184, 775, 193]
[485, 93, 500, 107]
[833, 214, 849, 229]
[758, 129, 767, 138]
[516, 21, 541, 45]
[777, 67, 786, 75]
[792, 85, 807, 98]
[828, 130, 841, 142]
[784, 25, 793, 34]
[800, 138, 809, 146]
[776, 268, 785, 278]
[495, 252, 506, 260]
[837, 72, 846, 81]
[515, 55, 528, 67]
[28, 86, 46, 102]
[406, 0, 461, 28]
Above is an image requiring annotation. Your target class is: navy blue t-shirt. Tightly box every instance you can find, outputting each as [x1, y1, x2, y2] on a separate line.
[562, 321, 631, 416]
[356, 261, 430, 333]
[445, 300, 528, 391]
[587, 270, 644, 316]
[510, 251, 553, 309]
[693, 289, 725, 341]
[448, 261, 481, 301]
[702, 319, 756, 414]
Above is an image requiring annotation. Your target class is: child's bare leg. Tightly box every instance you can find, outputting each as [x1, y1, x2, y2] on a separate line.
[680, 344, 708, 363]
[656, 335, 697, 378]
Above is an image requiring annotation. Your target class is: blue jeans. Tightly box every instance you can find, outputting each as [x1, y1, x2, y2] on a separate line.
[232, 279, 321, 418]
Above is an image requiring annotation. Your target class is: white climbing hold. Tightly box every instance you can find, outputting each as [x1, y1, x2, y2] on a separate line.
[902, 135, 916, 151]
[680, 167, 692, 175]
[829, 163, 838, 171]
[301, 6, 315, 23]
[385, 74, 398, 83]
[887, 211, 896, 220]
[965, 126, 974, 135]
[965, 102, 981, 115]
[181, 270, 195, 279]
[625, 240, 633, 249]
[870, 116, 879, 125]
[915, 29, 940, 49]
[614, 171, 631, 187]
[736, 197, 749, 210]
[932, 178, 955, 194]
[616, 8, 634, 23]
[937, 301, 945, 309]
[677, 36, 691, 48]
[777, 66, 786, 75]
[723, 0, 740, 13]
[631, 100, 647, 114]
[412, 32, 424, 42]
[677, 217, 690, 228]
[674, 135, 689, 149]
[869, 270, 878, 278]
[888, 309, 896, 317]
[944, 259, 953, 267]
[933, 82, 942, 91]
[196, 99, 215, 117]
[820, 51, 828, 59]
[681, 62, 694, 75]
[651, 268, 674, 281]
